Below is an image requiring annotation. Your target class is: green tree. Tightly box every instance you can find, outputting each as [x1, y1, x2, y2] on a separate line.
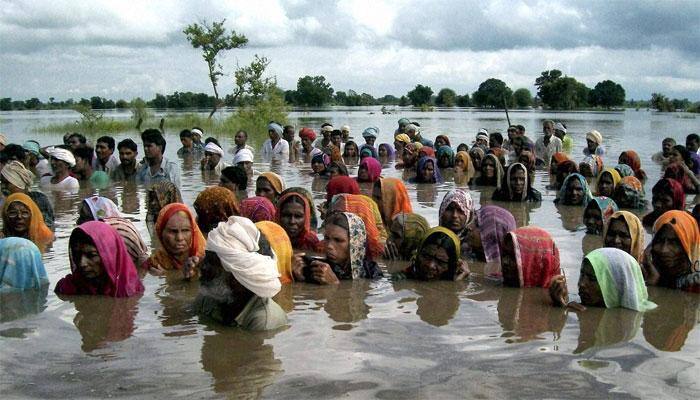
[651, 93, 674, 112]
[399, 96, 409, 106]
[435, 88, 457, 107]
[589, 80, 625, 108]
[231, 55, 275, 106]
[295, 75, 334, 107]
[406, 84, 433, 106]
[472, 78, 512, 108]
[184, 19, 248, 118]
[456, 93, 471, 107]
[115, 99, 129, 109]
[512, 88, 532, 108]
[25, 98, 42, 109]
[535, 70, 590, 109]
[0, 98, 11, 111]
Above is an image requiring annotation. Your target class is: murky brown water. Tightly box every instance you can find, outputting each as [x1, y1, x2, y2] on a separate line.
[1, 108, 699, 399]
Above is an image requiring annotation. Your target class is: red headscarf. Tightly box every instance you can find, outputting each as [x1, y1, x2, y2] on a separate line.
[276, 193, 321, 252]
[148, 203, 206, 270]
[419, 147, 436, 158]
[358, 157, 382, 182]
[326, 176, 360, 202]
[55, 221, 144, 297]
[379, 177, 413, 222]
[299, 127, 316, 141]
[654, 178, 686, 209]
[551, 152, 569, 165]
[621, 150, 647, 182]
[507, 226, 561, 288]
[240, 196, 276, 222]
[664, 162, 694, 193]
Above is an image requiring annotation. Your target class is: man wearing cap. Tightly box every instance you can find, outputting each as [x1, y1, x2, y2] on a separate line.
[202, 141, 230, 175]
[23, 140, 51, 178]
[262, 122, 290, 162]
[40, 147, 80, 191]
[405, 123, 433, 147]
[553, 122, 573, 153]
[395, 118, 410, 137]
[474, 128, 489, 149]
[583, 130, 605, 156]
[313, 123, 334, 150]
[191, 127, 205, 151]
[340, 125, 351, 142]
[535, 120, 563, 167]
[137, 129, 181, 188]
[362, 127, 378, 147]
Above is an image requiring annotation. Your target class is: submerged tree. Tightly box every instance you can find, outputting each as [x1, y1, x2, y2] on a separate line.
[512, 88, 533, 108]
[589, 80, 625, 108]
[435, 88, 457, 107]
[183, 19, 248, 119]
[407, 84, 433, 106]
[472, 78, 512, 108]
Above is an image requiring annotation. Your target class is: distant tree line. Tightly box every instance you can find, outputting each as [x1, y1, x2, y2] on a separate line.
[3, 69, 699, 112]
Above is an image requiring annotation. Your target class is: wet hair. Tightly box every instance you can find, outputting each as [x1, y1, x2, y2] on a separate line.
[687, 133, 699, 143]
[489, 132, 503, 146]
[331, 129, 342, 138]
[283, 125, 294, 133]
[456, 143, 469, 152]
[73, 146, 94, 163]
[672, 145, 691, 164]
[257, 232, 273, 258]
[324, 211, 349, 231]
[179, 129, 193, 139]
[96, 136, 115, 150]
[204, 137, 220, 147]
[68, 133, 87, 144]
[0, 144, 27, 162]
[141, 129, 166, 152]
[662, 137, 676, 145]
[117, 138, 137, 152]
[516, 124, 525, 132]
[221, 166, 248, 190]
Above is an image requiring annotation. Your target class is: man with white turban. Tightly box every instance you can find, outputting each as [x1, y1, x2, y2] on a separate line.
[405, 123, 434, 147]
[233, 148, 255, 179]
[1, 160, 55, 229]
[584, 129, 605, 156]
[202, 141, 229, 175]
[553, 122, 573, 153]
[195, 216, 287, 330]
[313, 123, 334, 150]
[39, 147, 79, 191]
[261, 122, 290, 162]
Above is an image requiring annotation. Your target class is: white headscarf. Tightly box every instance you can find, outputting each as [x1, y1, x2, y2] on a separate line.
[267, 123, 283, 135]
[204, 142, 224, 156]
[83, 196, 121, 220]
[554, 122, 567, 133]
[0, 134, 6, 146]
[233, 148, 254, 164]
[1, 160, 34, 190]
[586, 130, 603, 144]
[206, 216, 281, 298]
[191, 128, 203, 137]
[47, 147, 76, 167]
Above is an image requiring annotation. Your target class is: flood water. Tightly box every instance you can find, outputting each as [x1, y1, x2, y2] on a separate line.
[1, 108, 699, 399]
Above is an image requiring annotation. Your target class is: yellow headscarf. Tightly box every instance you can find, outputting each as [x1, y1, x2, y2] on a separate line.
[2, 193, 54, 253]
[255, 221, 294, 284]
[395, 134, 411, 144]
[597, 167, 622, 194]
[259, 172, 285, 195]
[604, 211, 644, 262]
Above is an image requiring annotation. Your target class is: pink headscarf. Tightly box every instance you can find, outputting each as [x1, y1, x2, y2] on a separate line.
[358, 157, 382, 182]
[55, 221, 144, 297]
[239, 196, 276, 223]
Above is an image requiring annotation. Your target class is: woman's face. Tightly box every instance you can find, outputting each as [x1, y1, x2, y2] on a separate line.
[421, 160, 435, 182]
[500, 236, 519, 287]
[161, 212, 192, 258]
[255, 178, 276, 202]
[566, 178, 584, 205]
[578, 259, 605, 307]
[324, 223, 350, 267]
[378, 146, 388, 157]
[440, 202, 467, 233]
[465, 219, 482, 252]
[604, 217, 632, 254]
[651, 224, 689, 282]
[5, 202, 31, 236]
[239, 161, 253, 178]
[668, 149, 683, 165]
[586, 139, 598, 153]
[358, 165, 369, 181]
[597, 173, 614, 197]
[471, 154, 481, 170]
[455, 158, 465, 170]
[435, 138, 446, 148]
[415, 243, 451, 281]
[510, 168, 526, 196]
[72, 241, 106, 284]
[438, 154, 451, 168]
[77, 202, 95, 225]
[219, 176, 237, 193]
[482, 158, 495, 178]
[583, 205, 603, 234]
[345, 145, 357, 157]
[652, 193, 675, 214]
[280, 200, 305, 238]
[311, 160, 325, 174]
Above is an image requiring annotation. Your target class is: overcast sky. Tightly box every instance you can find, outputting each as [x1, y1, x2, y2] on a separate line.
[2, 0, 699, 102]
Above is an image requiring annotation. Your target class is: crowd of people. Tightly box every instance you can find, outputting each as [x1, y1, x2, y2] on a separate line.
[0, 121, 698, 332]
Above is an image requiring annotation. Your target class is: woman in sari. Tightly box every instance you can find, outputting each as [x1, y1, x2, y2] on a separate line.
[292, 212, 382, 284]
[578, 155, 603, 178]
[239, 196, 276, 223]
[438, 189, 474, 255]
[555, 173, 593, 206]
[76, 196, 120, 225]
[0, 237, 49, 291]
[596, 167, 622, 198]
[500, 226, 561, 287]
[549, 248, 656, 312]
[583, 197, 618, 235]
[411, 156, 442, 184]
[612, 176, 646, 209]
[383, 212, 430, 261]
[603, 211, 644, 262]
[436, 146, 455, 169]
[143, 203, 206, 278]
[276, 192, 322, 252]
[255, 221, 294, 284]
[400, 227, 469, 281]
[664, 162, 700, 194]
[476, 154, 503, 187]
[193, 186, 240, 235]
[372, 177, 413, 226]
[102, 217, 150, 268]
[55, 221, 144, 297]
[378, 143, 395, 162]
[146, 181, 182, 225]
[356, 157, 382, 183]
[255, 172, 285, 204]
[549, 152, 569, 176]
[618, 150, 647, 183]
[329, 193, 386, 259]
[455, 151, 477, 185]
[465, 206, 517, 279]
[492, 163, 542, 202]
[642, 178, 686, 227]
[1, 193, 54, 253]
[643, 210, 699, 292]
[0, 160, 55, 230]
[281, 187, 318, 232]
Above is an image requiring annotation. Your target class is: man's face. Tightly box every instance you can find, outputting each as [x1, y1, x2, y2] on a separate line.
[69, 136, 83, 150]
[269, 130, 279, 142]
[662, 140, 674, 155]
[73, 156, 88, 175]
[235, 132, 247, 146]
[95, 141, 113, 161]
[143, 142, 161, 159]
[686, 138, 699, 153]
[283, 128, 294, 142]
[543, 124, 553, 137]
[118, 147, 137, 166]
[180, 137, 193, 148]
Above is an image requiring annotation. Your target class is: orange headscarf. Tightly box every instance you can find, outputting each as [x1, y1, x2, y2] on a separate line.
[148, 203, 206, 270]
[2, 193, 54, 253]
[255, 221, 294, 284]
[329, 194, 385, 259]
[379, 177, 413, 223]
[653, 210, 700, 275]
[193, 186, 240, 233]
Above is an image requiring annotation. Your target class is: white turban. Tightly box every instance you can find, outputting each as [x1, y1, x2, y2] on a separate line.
[0, 134, 6, 146]
[476, 133, 489, 143]
[586, 130, 603, 144]
[47, 147, 76, 167]
[478, 128, 488, 135]
[204, 142, 224, 156]
[191, 128, 203, 137]
[362, 127, 378, 138]
[554, 122, 567, 133]
[233, 148, 254, 164]
[321, 125, 334, 133]
[405, 124, 418, 133]
[340, 125, 350, 132]
[1, 160, 34, 190]
[267, 122, 283, 135]
[206, 216, 281, 298]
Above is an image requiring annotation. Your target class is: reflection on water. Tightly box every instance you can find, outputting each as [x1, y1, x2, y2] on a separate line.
[1, 109, 699, 398]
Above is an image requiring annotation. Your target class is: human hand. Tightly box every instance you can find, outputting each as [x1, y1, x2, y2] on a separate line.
[310, 261, 340, 285]
[383, 241, 399, 260]
[454, 260, 470, 281]
[548, 275, 569, 307]
[292, 252, 308, 282]
[183, 256, 200, 280]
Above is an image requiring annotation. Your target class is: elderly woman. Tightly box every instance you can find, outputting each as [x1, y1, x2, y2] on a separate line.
[356, 156, 382, 183]
[476, 154, 503, 187]
[76, 196, 120, 225]
[492, 163, 542, 202]
[596, 167, 621, 198]
[1, 193, 54, 253]
[1, 160, 54, 229]
[500, 226, 561, 287]
[643, 210, 699, 292]
[438, 189, 474, 254]
[642, 178, 686, 228]
[583, 197, 619, 235]
[464, 206, 517, 279]
[146, 181, 182, 225]
[195, 216, 287, 330]
[276, 192, 321, 252]
[193, 187, 240, 235]
[0, 237, 49, 291]
[255, 172, 285, 204]
[549, 248, 656, 312]
[400, 227, 469, 281]
[55, 221, 144, 297]
[372, 177, 412, 226]
[603, 211, 645, 262]
[383, 212, 430, 261]
[292, 212, 383, 284]
[556, 173, 593, 206]
[144, 203, 206, 278]
[612, 176, 646, 209]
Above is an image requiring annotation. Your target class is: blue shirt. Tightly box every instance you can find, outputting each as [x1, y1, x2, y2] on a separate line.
[136, 157, 181, 189]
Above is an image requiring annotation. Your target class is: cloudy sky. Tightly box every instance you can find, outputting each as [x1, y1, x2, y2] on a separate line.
[2, 0, 699, 102]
